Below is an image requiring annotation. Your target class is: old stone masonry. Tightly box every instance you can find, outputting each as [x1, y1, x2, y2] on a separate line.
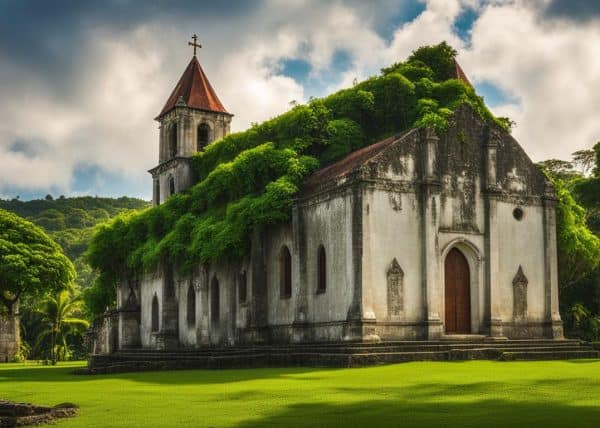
[90, 52, 564, 357]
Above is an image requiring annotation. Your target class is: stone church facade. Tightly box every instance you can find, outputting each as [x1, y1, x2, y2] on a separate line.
[94, 54, 564, 354]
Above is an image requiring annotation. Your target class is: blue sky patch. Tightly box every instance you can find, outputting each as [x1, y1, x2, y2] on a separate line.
[454, 7, 480, 43]
[376, 1, 427, 42]
[474, 81, 519, 108]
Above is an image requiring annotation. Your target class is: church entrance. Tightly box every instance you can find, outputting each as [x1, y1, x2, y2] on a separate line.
[444, 248, 471, 334]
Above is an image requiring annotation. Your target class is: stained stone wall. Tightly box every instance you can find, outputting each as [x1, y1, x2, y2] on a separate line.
[95, 105, 563, 354]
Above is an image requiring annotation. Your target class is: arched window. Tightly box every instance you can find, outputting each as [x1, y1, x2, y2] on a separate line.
[238, 270, 247, 304]
[211, 276, 220, 325]
[168, 123, 178, 158]
[168, 175, 175, 196]
[164, 263, 175, 298]
[153, 178, 160, 205]
[280, 246, 292, 299]
[317, 245, 327, 293]
[197, 123, 211, 151]
[186, 284, 196, 326]
[151, 294, 159, 332]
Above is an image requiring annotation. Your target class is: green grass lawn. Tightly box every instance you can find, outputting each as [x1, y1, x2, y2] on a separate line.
[1, 360, 599, 427]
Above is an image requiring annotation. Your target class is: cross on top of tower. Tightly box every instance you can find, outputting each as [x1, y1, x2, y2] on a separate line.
[188, 34, 202, 56]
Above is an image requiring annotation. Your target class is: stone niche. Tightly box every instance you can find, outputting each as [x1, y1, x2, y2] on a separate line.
[512, 265, 528, 320]
[387, 258, 404, 318]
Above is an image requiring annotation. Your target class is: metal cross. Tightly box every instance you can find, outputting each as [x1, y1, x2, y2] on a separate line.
[188, 34, 202, 56]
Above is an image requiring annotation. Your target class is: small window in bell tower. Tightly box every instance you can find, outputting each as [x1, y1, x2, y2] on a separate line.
[168, 175, 175, 196]
[169, 123, 178, 158]
[197, 123, 211, 151]
[153, 179, 160, 205]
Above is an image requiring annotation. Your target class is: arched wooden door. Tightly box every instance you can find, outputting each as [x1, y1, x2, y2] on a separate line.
[444, 248, 471, 334]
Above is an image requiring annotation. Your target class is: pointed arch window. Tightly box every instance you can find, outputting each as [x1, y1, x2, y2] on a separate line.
[317, 245, 327, 293]
[280, 246, 292, 299]
[186, 284, 196, 326]
[164, 263, 175, 298]
[168, 175, 175, 196]
[151, 294, 159, 332]
[168, 122, 178, 158]
[239, 270, 247, 304]
[197, 123, 212, 151]
[211, 276, 220, 325]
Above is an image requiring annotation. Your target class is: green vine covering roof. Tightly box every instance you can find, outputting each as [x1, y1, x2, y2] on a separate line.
[85, 42, 509, 313]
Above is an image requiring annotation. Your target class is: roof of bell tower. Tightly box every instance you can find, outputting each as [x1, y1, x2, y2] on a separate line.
[156, 56, 231, 120]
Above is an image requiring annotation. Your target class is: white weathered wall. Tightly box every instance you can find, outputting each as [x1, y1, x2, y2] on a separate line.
[494, 201, 546, 321]
[139, 271, 164, 347]
[206, 260, 239, 345]
[362, 189, 423, 323]
[299, 192, 356, 327]
[266, 224, 295, 326]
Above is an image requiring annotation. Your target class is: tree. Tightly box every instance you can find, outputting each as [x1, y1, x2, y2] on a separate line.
[0, 209, 75, 316]
[407, 41, 458, 82]
[593, 141, 600, 177]
[572, 149, 595, 176]
[536, 159, 580, 181]
[552, 178, 600, 288]
[33, 290, 89, 363]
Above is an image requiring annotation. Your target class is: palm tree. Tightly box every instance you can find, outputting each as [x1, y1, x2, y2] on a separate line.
[34, 290, 89, 364]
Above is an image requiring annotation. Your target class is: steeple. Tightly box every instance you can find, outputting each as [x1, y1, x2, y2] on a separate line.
[149, 38, 233, 206]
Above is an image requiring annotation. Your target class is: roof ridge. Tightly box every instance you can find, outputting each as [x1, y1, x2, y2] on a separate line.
[300, 128, 418, 195]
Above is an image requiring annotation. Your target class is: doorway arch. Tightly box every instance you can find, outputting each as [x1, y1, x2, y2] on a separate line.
[444, 248, 471, 334]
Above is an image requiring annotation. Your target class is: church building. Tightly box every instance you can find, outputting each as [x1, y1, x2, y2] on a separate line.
[97, 44, 565, 355]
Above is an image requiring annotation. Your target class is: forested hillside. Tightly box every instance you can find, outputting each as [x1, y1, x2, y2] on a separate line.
[0, 196, 149, 290]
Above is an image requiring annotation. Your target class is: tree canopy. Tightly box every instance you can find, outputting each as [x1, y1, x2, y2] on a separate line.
[0, 209, 75, 315]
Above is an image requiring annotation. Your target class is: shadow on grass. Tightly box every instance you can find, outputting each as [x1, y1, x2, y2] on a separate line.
[234, 397, 600, 427]
[233, 378, 600, 428]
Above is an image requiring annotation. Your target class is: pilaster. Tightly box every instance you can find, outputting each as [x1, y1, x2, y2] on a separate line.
[421, 127, 443, 339]
[542, 181, 564, 339]
[195, 267, 210, 346]
[484, 127, 503, 337]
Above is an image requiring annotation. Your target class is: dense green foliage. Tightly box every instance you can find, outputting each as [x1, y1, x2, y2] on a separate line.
[552, 178, 600, 287]
[87, 43, 507, 314]
[0, 209, 75, 315]
[1, 361, 600, 427]
[0, 196, 149, 359]
[538, 142, 600, 341]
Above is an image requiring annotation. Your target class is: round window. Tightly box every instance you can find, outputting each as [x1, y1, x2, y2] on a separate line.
[513, 207, 524, 221]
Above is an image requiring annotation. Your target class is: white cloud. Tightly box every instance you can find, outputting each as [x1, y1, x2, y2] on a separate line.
[1, 0, 599, 198]
[461, 1, 600, 160]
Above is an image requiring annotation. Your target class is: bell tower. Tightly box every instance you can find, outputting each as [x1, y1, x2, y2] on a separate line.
[149, 35, 233, 205]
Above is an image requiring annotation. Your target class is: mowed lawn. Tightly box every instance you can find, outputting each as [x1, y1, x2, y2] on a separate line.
[1, 360, 600, 427]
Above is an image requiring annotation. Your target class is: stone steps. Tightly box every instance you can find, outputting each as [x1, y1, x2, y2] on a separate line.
[500, 350, 600, 361]
[114, 341, 585, 357]
[86, 339, 599, 373]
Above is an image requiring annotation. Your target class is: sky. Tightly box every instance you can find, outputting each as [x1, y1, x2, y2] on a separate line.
[0, 0, 599, 201]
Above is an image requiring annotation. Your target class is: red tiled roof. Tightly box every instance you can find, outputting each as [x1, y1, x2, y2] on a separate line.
[301, 129, 417, 195]
[156, 56, 230, 119]
[453, 59, 472, 87]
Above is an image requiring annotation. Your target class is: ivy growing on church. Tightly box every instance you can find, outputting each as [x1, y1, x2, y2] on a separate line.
[85, 42, 508, 314]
